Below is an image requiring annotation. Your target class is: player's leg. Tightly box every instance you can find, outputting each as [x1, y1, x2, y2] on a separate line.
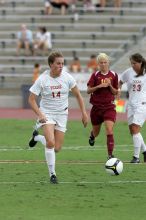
[129, 123, 141, 163]
[89, 106, 102, 146]
[89, 124, 101, 146]
[104, 120, 115, 159]
[54, 114, 67, 152]
[42, 124, 58, 184]
[104, 108, 116, 158]
[54, 130, 65, 152]
[29, 121, 46, 147]
[47, 114, 67, 183]
[34, 134, 46, 146]
[128, 111, 146, 163]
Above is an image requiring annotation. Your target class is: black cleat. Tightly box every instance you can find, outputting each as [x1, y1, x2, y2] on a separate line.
[29, 130, 39, 148]
[89, 132, 95, 146]
[50, 175, 58, 184]
[142, 151, 146, 162]
[130, 156, 140, 164]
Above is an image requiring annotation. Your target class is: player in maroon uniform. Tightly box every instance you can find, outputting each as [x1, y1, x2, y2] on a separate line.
[87, 53, 119, 159]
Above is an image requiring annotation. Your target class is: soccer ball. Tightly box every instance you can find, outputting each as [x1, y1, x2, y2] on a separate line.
[105, 158, 123, 175]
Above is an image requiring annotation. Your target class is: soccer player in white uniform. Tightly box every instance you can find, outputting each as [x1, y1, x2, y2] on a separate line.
[28, 50, 88, 183]
[119, 53, 146, 163]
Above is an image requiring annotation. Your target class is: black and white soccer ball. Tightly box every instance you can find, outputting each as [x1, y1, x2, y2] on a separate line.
[105, 158, 123, 175]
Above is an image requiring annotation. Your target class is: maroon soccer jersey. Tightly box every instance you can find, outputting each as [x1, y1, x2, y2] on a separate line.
[87, 70, 118, 108]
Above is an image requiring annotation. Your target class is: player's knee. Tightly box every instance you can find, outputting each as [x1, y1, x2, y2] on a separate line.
[46, 139, 55, 148]
[106, 129, 113, 135]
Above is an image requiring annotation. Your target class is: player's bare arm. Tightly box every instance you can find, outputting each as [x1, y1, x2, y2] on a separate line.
[116, 80, 123, 99]
[118, 80, 123, 90]
[28, 92, 47, 123]
[71, 86, 88, 127]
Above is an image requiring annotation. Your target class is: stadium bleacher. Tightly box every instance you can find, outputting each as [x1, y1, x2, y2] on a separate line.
[0, 0, 146, 107]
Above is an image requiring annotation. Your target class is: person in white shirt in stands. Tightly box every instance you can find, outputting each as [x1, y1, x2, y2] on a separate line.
[44, 0, 53, 15]
[33, 26, 52, 55]
[119, 53, 146, 163]
[28, 50, 88, 184]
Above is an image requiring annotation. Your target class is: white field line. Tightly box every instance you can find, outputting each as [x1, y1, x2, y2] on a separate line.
[0, 180, 146, 185]
[0, 145, 133, 152]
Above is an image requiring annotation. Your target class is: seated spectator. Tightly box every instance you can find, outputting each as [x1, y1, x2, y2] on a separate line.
[86, 54, 98, 73]
[114, 0, 122, 8]
[70, 57, 82, 73]
[99, 0, 122, 8]
[0, 0, 5, 4]
[44, 0, 53, 15]
[84, 0, 95, 11]
[33, 26, 52, 55]
[16, 24, 33, 56]
[33, 27, 43, 48]
[32, 63, 40, 83]
[50, 0, 70, 15]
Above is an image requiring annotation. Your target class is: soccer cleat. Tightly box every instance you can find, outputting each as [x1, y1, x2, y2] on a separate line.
[89, 132, 95, 146]
[142, 151, 146, 162]
[130, 156, 140, 164]
[50, 175, 58, 184]
[29, 130, 39, 147]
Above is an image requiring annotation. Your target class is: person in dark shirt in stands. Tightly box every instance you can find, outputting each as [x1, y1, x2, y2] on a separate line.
[87, 53, 118, 159]
[50, 0, 70, 15]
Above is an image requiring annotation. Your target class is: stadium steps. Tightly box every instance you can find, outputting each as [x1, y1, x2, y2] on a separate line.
[0, 0, 146, 102]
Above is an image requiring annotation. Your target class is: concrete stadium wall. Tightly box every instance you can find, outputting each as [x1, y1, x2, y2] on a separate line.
[0, 93, 91, 109]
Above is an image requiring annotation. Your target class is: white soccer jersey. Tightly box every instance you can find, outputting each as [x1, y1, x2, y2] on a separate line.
[120, 67, 146, 107]
[29, 69, 76, 114]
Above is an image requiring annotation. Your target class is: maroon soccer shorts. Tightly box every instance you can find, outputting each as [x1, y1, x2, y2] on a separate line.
[90, 105, 116, 125]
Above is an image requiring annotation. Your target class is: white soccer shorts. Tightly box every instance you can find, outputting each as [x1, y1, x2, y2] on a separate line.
[127, 104, 146, 127]
[35, 114, 68, 132]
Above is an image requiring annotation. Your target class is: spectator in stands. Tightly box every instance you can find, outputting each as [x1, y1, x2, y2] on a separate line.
[33, 27, 43, 50]
[99, 0, 122, 8]
[16, 24, 33, 56]
[70, 57, 82, 73]
[0, 0, 5, 4]
[44, 0, 53, 15]
[86, 54, 98, 73]
[33, 26, 52, 55]
[32, 63, 40, 83]
[84, 0, 95, 11]
[50, 0, 70, 15]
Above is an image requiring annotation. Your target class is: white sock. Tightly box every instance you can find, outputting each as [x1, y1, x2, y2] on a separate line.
[139, 133, 146, 153]
[34, 135, 46, 146]
[133, 133, 142, 158]
[45, 148, 56, 177]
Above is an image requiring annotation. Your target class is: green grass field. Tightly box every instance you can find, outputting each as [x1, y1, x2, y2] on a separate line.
[0, 119, 146, 220]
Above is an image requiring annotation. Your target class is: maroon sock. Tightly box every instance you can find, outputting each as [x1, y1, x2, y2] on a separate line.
[107, 134, 114, 156]
[90, 131, 94, 138]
